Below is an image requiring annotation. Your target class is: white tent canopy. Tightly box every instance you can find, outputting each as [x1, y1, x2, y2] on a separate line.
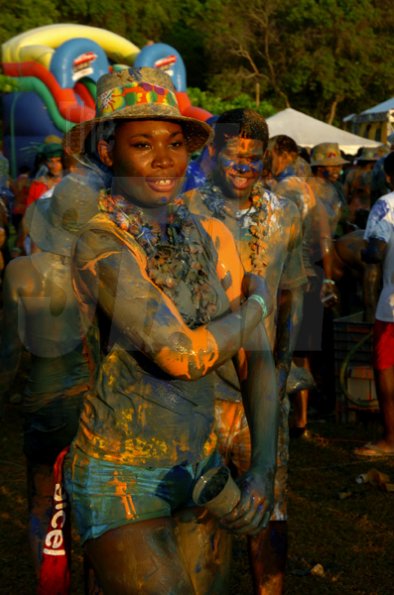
[266, 108, 380, 155]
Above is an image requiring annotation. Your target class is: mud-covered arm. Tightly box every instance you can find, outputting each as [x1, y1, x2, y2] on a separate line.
[275, 286, 304, 397]
[227, 323, 278, 535]
[75, 227, 267, 381]
[203, 217, 278, 534]
[275, 206, 305, 396]
[317, 197, 335, 279]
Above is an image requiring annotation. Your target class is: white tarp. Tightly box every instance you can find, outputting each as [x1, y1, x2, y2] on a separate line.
[266, 108, 380, 155]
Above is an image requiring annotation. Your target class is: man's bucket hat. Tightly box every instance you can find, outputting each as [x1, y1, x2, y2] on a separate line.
[64, 67, 212, 156]
[310, 142, 349, 167]
[357, 147, 380, 162]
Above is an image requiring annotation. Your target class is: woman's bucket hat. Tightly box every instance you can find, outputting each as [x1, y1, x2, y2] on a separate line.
[64, 67, 213, 156]
[310, 142, 349, 167]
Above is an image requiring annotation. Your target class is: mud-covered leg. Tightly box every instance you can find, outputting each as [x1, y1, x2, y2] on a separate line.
[248, 520, 287, 595]
[174, 506, 233, 595]
[84, 518, 194, 595]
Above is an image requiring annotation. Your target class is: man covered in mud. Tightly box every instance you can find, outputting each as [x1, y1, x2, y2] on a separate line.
[308, 142, 348, 238]
[265, 134, 338, 435]
[343, 147, 384, 224]
[184, 109, 307, 594]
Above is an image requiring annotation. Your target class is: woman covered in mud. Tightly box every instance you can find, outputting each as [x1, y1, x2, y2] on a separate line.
[64, 67, 278, 594]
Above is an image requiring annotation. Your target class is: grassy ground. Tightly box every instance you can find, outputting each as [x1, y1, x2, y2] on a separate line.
[1, 402, 394, 594]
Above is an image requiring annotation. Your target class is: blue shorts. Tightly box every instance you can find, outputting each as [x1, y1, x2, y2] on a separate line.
[64, 447, 222, 543]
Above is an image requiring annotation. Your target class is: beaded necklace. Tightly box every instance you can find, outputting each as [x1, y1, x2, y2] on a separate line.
[98, 190, 218, 327]
[198, 181, 280, 275]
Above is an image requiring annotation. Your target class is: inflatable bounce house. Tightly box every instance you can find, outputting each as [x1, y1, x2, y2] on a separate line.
[1, 24, 211, 176]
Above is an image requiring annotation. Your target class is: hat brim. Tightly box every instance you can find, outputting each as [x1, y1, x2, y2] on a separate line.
[310, 156, 349, 166]
[358, 156, 379, 162]
[64, 108, 213, 157]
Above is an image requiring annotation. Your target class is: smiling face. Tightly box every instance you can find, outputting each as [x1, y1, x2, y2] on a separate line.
[98, 120, 189, 208]
[318, 164, 342, 183]
[46, 156, 63, 178]
[214, 136, 264, 204]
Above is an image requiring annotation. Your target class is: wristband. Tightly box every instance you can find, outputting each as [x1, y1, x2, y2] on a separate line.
[322, 279, 335, 285]
[249, 294, 269, 319]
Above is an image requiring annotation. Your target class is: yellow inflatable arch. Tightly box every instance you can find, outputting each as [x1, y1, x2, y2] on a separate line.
[2, 23, 140, 68]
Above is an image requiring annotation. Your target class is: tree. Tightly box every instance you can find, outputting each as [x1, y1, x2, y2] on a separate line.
[188, 87, 276, 117]
[1, 0, 393, 125]
[0, 0, 60, 46]
[196, 0, 394, 124]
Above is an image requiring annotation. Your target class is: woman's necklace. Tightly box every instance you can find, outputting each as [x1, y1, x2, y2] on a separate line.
[199, 181, 277, 274]
[98, 190, 218, 327]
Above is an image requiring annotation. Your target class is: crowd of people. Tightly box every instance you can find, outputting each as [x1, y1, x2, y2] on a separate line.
[0, 65, 393, 594]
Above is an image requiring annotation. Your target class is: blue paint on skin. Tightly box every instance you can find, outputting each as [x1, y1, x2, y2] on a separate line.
[234, 163, 251, 174]
[221, 156, 263, 175]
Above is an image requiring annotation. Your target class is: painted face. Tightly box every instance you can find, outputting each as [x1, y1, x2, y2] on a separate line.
[215, 137, 264, 201]
[46, 157, 63, 177]
[106, 120, 188, 208]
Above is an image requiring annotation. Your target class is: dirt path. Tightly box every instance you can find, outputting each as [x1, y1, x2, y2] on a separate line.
[1, 403, 394, 594]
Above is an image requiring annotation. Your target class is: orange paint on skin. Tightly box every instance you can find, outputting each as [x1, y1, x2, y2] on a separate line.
[108, 472, 137, 519]
[200, 217, 244, 307]
[202, 431, 218, 457]
[78, 214, 245, 382]
[81, 250, 121, 276]
[79, 435, 171, 466]
[156, 328, 220, 379]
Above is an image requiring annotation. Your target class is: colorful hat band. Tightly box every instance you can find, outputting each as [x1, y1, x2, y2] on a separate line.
[97, 82, 178, 116]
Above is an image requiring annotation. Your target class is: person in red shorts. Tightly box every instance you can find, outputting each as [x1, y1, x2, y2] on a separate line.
[355, 151, 394, 457]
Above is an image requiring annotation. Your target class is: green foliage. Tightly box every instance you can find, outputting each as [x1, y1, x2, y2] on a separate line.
[0, 0, 60, 45]
[187, 87, 276, 118]
[58, 0, 186, 46]
[0, 0, 393, 125]
[196, 0, 394, 123]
